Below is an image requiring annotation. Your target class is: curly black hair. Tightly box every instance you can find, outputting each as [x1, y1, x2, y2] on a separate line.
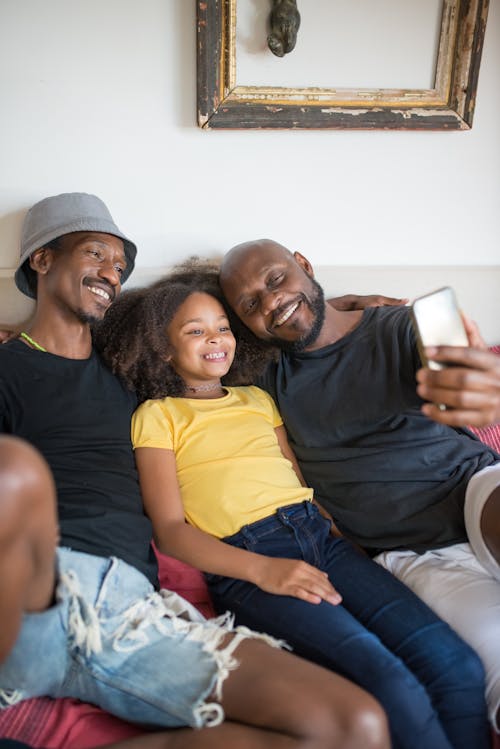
[93, 258, 276, 403]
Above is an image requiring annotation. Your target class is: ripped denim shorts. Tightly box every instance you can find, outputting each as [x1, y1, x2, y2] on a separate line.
[0, 548, 279, 728]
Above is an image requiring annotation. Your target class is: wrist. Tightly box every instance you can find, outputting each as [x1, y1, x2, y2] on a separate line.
[246, 553, 269, 587]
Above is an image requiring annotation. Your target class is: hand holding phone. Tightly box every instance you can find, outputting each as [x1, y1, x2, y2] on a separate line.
[410, 287, 469, 371]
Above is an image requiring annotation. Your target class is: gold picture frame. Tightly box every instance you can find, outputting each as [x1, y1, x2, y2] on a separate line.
[197, 0, 490, 130]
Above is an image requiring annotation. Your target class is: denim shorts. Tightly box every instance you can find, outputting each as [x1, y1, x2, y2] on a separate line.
[0, 548, 279, 729]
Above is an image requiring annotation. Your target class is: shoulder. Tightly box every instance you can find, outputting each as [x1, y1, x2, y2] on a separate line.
[237, 385, 281, 421]
[238, 384, 275, 405]
[367, 305, 411, 328]
[256, 359, 279, 397]
[0, 340, 34, 378]
[366, 306, 413, 343]
[0, 339, 25, 359]
[134, 396, 173, 419]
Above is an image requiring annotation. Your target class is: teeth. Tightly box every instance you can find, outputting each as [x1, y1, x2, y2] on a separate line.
[275, 302, 299, 327]
[205, 352, 225, 360]
[88, 286, 110, 301]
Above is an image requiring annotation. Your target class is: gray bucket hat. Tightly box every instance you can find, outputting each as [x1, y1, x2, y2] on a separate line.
[15, 192, 137, 298]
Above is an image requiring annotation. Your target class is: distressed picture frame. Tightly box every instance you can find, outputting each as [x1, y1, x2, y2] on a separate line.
[197, 0, 490, 130]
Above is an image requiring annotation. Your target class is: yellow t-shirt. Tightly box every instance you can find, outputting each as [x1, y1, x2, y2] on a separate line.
[132, 385, 312, 538]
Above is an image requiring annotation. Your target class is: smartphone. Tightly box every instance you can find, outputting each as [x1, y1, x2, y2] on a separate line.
[410, 287, 469, 370]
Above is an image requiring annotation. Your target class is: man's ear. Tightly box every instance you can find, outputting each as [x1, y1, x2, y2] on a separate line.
[29, 247, 54, 277]
[293, 251, 314, 278]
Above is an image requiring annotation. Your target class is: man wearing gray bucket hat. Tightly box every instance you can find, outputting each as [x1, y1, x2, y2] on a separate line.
[15, 192, 137, 299]
[0, 194, 389, 749]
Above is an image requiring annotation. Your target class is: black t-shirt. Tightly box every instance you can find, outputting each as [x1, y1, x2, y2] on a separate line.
[0, 340, 157, 586]
[259, 306, 499, 554]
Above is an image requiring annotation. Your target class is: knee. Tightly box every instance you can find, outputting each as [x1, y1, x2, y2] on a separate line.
[0, 435, 54, 500]
[441, 636, 487, 695]
[460, 643, 487, 689]
[306, 693, 390, 749]
[339, 696, 390, 749]
[0, 436, 57, 545]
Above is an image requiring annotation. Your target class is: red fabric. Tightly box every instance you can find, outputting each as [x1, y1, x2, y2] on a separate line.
[469, 422, 500, 452]
[468, 346, 500, 452]
[0, 550, 214, 748]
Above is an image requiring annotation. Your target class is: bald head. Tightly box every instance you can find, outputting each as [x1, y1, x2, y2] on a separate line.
[220, 239, 293, 286]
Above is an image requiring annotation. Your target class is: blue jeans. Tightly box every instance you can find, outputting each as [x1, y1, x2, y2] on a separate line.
[0, 548, 273, 729]
[206, 502, 490, 749]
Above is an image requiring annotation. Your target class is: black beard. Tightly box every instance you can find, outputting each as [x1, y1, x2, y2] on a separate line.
[75, 308, 107, 326]
[267, 278, 325, 353]
[78, 279, 115, 326]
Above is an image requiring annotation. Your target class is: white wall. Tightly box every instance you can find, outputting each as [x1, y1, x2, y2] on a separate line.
[0, 0, 499, 326]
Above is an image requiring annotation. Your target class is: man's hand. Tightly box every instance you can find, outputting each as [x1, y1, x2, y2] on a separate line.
[329, 294, 408, 312]
[252, 556, 342, 606]
[417, 346, 500, 427]
[0, 329, 16, 344]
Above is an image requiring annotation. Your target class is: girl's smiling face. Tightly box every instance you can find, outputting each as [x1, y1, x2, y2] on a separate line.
[166, 292, 236, 390]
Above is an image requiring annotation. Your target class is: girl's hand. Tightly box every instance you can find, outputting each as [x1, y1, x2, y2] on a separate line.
[253, 556, 342, 605]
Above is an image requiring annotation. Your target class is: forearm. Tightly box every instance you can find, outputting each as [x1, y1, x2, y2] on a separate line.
[157, 518, 342, 605]
[156, 521, 268, 585]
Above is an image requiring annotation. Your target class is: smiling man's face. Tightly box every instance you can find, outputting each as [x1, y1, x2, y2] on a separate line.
[220, 239, 326, 353]
[33, 231, 126, 325]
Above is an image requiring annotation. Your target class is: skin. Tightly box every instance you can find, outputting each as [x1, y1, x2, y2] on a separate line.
[166, 292, 236, 398]
[1, 244, 390, 749]
[417, 345, 500, 427]
[24, 231, 126, 358]
[219, 239, 363, 352]
[0, 436, 58, 664]
[220, 239, 500, 572]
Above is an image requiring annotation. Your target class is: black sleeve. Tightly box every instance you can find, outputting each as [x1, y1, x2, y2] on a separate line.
[0, 378, 11, 433]
[256, 361, 278, 403]
[391, 308, 422, 386]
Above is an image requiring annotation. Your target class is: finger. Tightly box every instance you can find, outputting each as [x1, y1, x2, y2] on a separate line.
[292, 584, 342, 606]
[417, 378, 500, 405]
[422, 346, 500, 372]
[460, 313, 487, 350]
[387, 296, 409, 306]
[299, 572, 342, 605]
[293, 588, 323, 605]
[417, 366, 500, 395]
[418, 382, 497, 409]
[421, 401, 500, 428]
